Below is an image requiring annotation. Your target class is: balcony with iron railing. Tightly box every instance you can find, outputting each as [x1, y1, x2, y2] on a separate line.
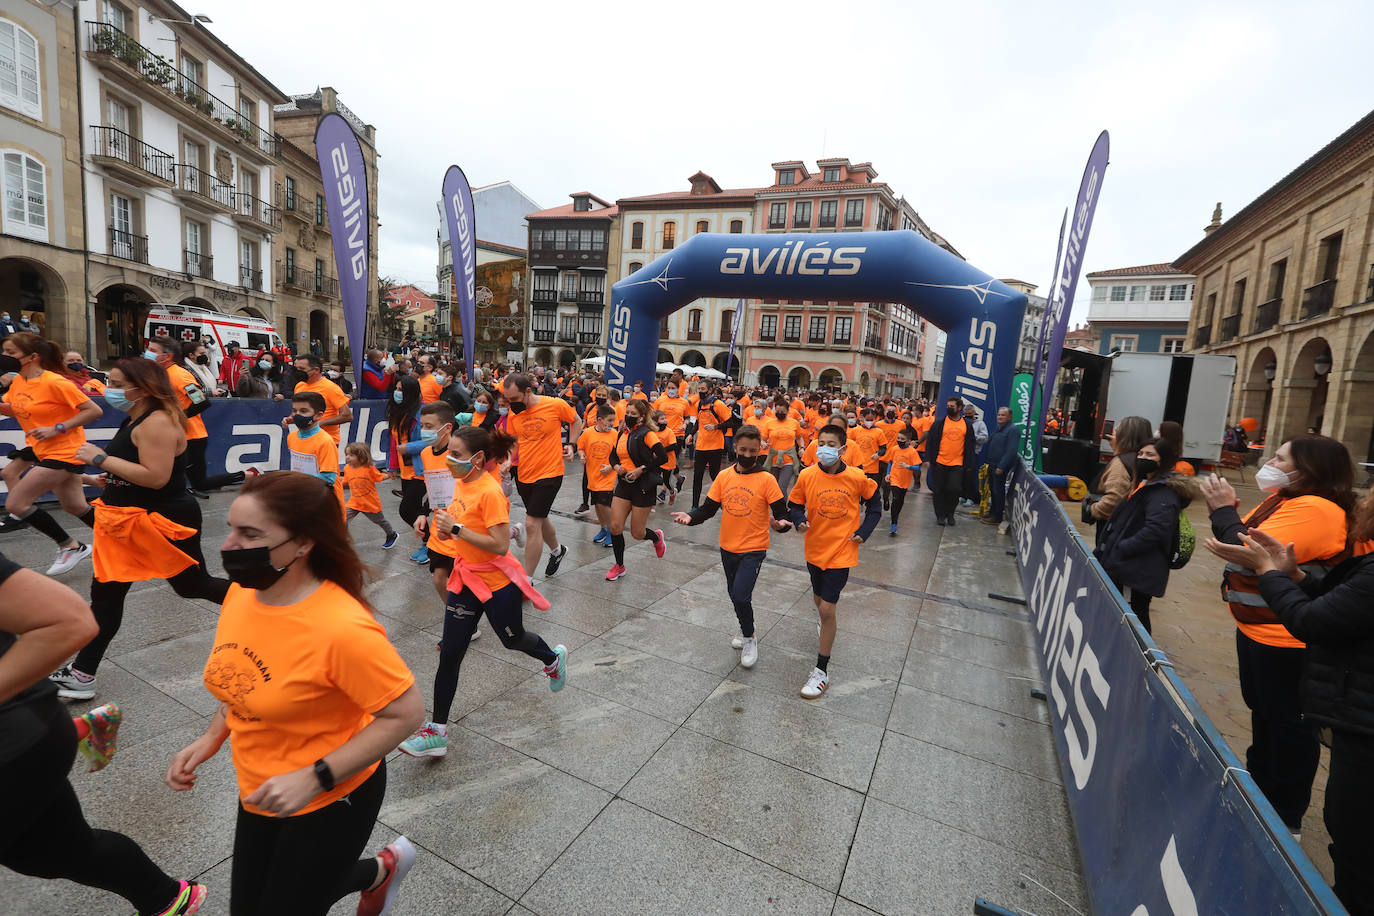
[280, 263, 313, 291]
[532, 329, 555, 342]
[239, 265, 262, 291]
[577, 290, 604, 305]
[89, 125, 174, 185]
[183, 249, 212, 280]
[1301, 279, 1336, 319]
[1193, 324, 1211, 348]
[531, 289, 557, 304]
[1219, 313, 1241, 342]
[234, 192, 282, 232]
[173, 163, 234, 211]
[109, 227, 148, 264]
[578, 331, 601, 345]
[1253, 297, 1281, 333]
[556, 328, 576, 343]
[85, 22, 279, 159]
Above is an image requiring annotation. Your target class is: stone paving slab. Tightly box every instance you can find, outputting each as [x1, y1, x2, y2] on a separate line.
[0, 473, 1088, 915]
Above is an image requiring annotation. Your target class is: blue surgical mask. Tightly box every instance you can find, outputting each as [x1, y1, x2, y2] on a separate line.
[817, 445, 841, 467]
[143, 349, 158, 361]
[498, 406, 509, 417]
[104, 387, 133, 412]
[392, 389, 404, 404]
[419, 427, 440, 445]
[474, 402, 489, 413]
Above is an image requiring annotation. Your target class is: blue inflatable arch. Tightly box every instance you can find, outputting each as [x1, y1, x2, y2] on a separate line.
[604, 230, 1027, 422]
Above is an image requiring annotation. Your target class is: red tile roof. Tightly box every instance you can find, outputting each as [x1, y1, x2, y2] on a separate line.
[1085, 263, 1190, 278]
[527, 202, 618, 220]
[758, 175, 892, 195]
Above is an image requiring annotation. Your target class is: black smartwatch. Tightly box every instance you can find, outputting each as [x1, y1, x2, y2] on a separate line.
[91, 452, 107, 468]
[450, 523, 464, 538]
[313, 758, 335, 791]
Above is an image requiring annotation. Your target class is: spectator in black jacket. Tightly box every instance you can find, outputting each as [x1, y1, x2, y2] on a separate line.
[983, 407, 1020, 528]
[1206, 499, 1374, 916]
[1093, 438, 1193, 634]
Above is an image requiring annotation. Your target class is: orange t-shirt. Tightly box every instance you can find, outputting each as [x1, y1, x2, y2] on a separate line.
[654, 394, 689, 436]
[695, 400, 731, 451]
[81, 376, 107, 396]
[444, 466, 514, 592]
[615, 428, 663, 473]
[508, 395, 579, 484]
[4, 370, 91, 464]
[887, 445, 921, 490]
[577, 427, 619, 492]
[419, 374, 443, 404]
[707, 465, 784, 554]
[205, 580, 415, 816]
[1237, 495, 1348, 648]
[913, 415, 934, 455]
[659, 427, 679, 471]
[765, 417, 802, 465]
[287, 427, 344, 515]
[419, 445, 459, 556]
[166, 363, 208, 440]
[293, 376, 350, 443]
[788, 464, 878, 569]
[850, 423, 886, 474]
[876, 418, 903, 454]
[936, 417, 968, 466]
[343, 463, 385, 513]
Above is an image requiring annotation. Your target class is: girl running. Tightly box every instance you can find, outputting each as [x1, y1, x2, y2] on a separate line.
[0, 332, 99, 575]
[605, 399, 669, 582]
[49, 358, 231, 701]
[398, 426, 566, 759]
[652, 408, 681, 505]
[386, 375, 429, 563]
[342, 443, 399, 549]
[166, 471, 423, 915]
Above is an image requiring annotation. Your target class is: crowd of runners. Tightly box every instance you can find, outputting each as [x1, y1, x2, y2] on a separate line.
[0, 334, 1017, 915]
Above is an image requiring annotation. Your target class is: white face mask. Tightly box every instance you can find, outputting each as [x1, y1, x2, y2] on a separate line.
[1255, 463, 1294, 493]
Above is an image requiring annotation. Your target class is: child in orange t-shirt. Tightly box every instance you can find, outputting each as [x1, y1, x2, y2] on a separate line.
[576, 404, 619, 546]
[342, 442, 399, 549]
[884, 431, 922, 537]
[286, 392, 344, 519]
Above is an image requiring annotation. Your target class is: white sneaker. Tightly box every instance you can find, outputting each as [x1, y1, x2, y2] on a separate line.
[800, 667, 829, 699]
[50, 664, 96, 700]
[471, 627, 480, 640]
[47, 542, 91, 576]
[731, 633, 745, 650]
[740, 637, 758, 668]
[511, 521, 526, 549]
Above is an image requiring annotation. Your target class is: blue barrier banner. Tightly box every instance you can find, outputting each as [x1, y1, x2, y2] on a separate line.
[0, 399, 393, 503]
[1008, 461, 1344, 915]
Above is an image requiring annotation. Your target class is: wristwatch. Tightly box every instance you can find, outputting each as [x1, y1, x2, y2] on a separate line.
[91, 452, 107, 467]
[313, 758, 335, 790]
[449, 523, 464, 538]
[55, 422, 66, 434]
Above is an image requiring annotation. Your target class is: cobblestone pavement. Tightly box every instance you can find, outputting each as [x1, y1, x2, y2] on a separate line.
[2, 471, 1086, 916]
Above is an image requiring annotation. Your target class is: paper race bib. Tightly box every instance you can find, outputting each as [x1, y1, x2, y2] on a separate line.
[423, 467, 455, 510]
[289, 449, 319, 476]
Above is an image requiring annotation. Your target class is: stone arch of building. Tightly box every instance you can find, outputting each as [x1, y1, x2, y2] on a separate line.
[757, 364, 781, 388]
[786, 365, 812, 389]
[534, 347, 553, 366]
[1280, 336, 1334, 439]
[1239, 346, 1279, 444]
[817, 367, 844, 389]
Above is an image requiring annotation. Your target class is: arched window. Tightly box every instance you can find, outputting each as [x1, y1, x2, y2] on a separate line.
[626, 261, 642, 278]
[2, 150, 47, 240]
[662, 221, 676, 250]
[630, 221, 644, 249]
[695, 219, 709, 234]
[0, 20, 41, 118]
[729, 219, 743, 233]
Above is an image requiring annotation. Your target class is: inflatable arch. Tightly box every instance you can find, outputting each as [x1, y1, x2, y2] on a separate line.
[605, 230, 1026, 422]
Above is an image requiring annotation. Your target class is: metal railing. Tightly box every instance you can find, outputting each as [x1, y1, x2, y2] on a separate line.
[239, 266, 262, 291]
[531, 289, 557, 303]
[109, 227, 148, 263]
[578, 332, 601, 345]
[176, 163, 234, 208]
[1219, 314, 1241, 341]
[1253, 297, 1281, 333]
[280, 263, 313, 290]
[316, 275, 338, 297]
[1193, 324, 1211, 348]
[577, 290, 604, 305]
[1301, 279, 1336, 319]
[235, 192, 282, 231]
[85, 21, 279, 157]
[532, 329, 554, 342]
[183, 249, 212, 279]
[90, 125, 174, 182]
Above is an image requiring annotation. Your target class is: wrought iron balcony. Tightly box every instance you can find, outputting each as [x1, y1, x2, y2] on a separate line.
[174, 164, 234, 211]
[90, 125, 174, 184]
[316, 275, 339, 297]
[109, 227, 148, 263]
[1301, 279, 1336, 319]
[280, 263, 314, 290]
[531, 289, 557, 303]
[577, 290, 604, 305]
[578, 332, 601, 345]
[240, 266, 263, 291]
[1193, 324, 1211, 348]
[556, 329, 576, 343]
[1253, 297, 1281, 333]
[532, 329, 555, 342]
[234, 192, 282, 232]
[1219, 314, 1240, 342]
[183, 249, 212, 280]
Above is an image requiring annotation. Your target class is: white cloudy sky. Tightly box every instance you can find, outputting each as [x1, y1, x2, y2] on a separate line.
[200, 0, 1372, 324]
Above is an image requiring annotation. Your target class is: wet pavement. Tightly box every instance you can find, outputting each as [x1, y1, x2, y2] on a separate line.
[4, 470, 1088, 915]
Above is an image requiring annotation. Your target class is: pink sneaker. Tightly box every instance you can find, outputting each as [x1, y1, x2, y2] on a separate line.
[356, 836, 416, 916]
[652, 529, 666, 558]
[606, 563, 627, 581]
[152, 880, 207, 915]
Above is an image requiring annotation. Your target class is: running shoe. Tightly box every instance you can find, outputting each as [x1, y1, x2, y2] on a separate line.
[50, 664, 96, 700]
[731, 633, 746, 649]
[0, 514, 29, 533]
[889, 523, 898, 537]
[652, 529, 666, 559]
[356, 836, 417, 916]
[545, 644, 568, 692]
[149, 879, 207, 915]
[46, 542, 92, 576]
[382, 531, 400, 549]
[740, 637, 758, 669]
[574, 503, 591, 516]
[592, 527, 608, 545]
[605, 563, 627, 581]
[544, 544, 568, 577]
[511, 521, 527, 549]
[668, 490, 676, 506]
[411, 547, 430, 565]
[244, 467, 262, 479]
[800, 667, 830, 699]
[398, 723, 447, 758]
[77, 702, 122, 772]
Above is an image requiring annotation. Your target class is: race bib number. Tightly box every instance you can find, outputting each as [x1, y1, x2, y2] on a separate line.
[289, 449, 319, 476]
[424, 467, 455, 509]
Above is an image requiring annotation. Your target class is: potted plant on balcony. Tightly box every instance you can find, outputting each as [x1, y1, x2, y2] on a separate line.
[142, 54, 175, 86]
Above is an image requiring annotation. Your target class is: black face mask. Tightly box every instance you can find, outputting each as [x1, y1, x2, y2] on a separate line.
[595, 397, 607, 406]
[1135, 458, 1160, 478]
[220, 541, 299, 590]
[291, 413, 315, 429]
[947, 407, 959, 418]
[0, 353, 21, 374]
[508, 399, 527, 414]
[624, 413, 641, 429]
[67, 361, 86, 373]
[196, 354, 210, 365]
[886, 412, 896, 420]
[736, 454, 759, 470]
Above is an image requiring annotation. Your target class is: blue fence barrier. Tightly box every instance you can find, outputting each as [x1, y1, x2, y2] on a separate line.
[1008, 460, 1345, 915]
[0, 398, 392, 504]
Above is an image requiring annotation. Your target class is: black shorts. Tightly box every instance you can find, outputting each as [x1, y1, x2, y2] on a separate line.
[613, 472, 660, 508]
[6, 446, 83, 473]
[806, 563, 851, 604]
[515, 475, 562, 518]
[589, 489, 613, 507]
[428, 551, 455, 575]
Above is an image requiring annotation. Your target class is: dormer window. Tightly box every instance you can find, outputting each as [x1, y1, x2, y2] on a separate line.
[573, 196, 589, 212]
[823, 167, 841, 183]
[777, 169, 794, 186]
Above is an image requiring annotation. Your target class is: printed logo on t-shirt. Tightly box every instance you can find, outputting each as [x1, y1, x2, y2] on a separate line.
[515, 415, 548, 441]
[815, 486, 853, 520]
[721, 483, 757, 517]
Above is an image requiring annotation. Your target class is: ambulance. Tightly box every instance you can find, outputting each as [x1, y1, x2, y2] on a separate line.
[142, 304, 285, 355]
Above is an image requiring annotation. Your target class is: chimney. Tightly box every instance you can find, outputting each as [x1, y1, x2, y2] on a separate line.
[1204, 202, 1223, 235]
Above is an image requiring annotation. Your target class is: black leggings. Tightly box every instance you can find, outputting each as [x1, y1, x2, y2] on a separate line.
[230, 761, 385, 916]
[434, 583, 557, 722]
[74, 498, 231, 676]
[1236, 630, 1320, 831]
[1326, 728, 1374, 915]
[721, 549, 765, 638]
[691, 449, 723, 507]
[581, 469, 590, 507]
[398, 478, 427, 527]
[890, 488, 907, 525]
[0, 701, 183, 914]
[185, 436, 246, 491]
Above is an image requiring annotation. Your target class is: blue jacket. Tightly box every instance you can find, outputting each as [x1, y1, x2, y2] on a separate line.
[986, 421, 1021, 472]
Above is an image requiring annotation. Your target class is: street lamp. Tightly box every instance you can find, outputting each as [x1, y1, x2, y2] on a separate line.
[149, 13, 213, 23]
[1314, 352, 1332, 376]
[1263, 361, 1276, 382]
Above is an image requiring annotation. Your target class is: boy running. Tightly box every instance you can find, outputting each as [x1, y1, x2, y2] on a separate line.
[286, 392, 344, 515]
[788, 423, 882, 698]
[342, 442, 399, 549]
[885, 429, 921, 537]
[576, 404, 619, 546]
[671, 425, 792, 668]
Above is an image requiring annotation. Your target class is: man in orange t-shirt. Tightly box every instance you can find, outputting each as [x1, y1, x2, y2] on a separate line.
[920, 396, 975, 527]
[288, 354, 352, 443]
[671, 425, 792, 669]
[503, 372, 584, 578]
[787, 422, 881, 700]
[415, 354, 443, 404]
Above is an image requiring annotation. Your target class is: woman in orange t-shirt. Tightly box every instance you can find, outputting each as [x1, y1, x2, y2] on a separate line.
[166, 471, 424, 914]
[604, 400, 670, 581]
[0, 332, 101, 575]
